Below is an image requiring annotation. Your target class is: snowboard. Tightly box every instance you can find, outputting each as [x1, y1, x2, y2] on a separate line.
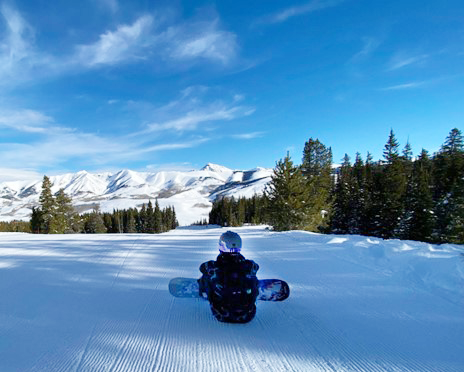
[169, 277, 290, 301]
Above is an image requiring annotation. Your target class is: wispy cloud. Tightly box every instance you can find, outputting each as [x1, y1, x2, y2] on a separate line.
[231, 131, 265, 140]
[380, 81, 427, 91]
[137, 87, 255, 134]
[257, 0, 344, 25]
[147, 106, 253, 133]
[165, 19, 238, 65]
[0, 114, 211, 172]
[0, 4, 37, 80]
[74, 15, 238, 68]
[349, 37, 381, 63]
[75, 15, 154, 67]
[0, 6, 239, 86]
[387, 52, 429, 71]
[0, 168, 42, 183]
[0, 85, 254, 172]
[0, 109, 55, 133]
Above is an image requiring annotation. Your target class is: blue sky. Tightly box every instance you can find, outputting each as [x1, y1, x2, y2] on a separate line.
[1, 0, 463, 181]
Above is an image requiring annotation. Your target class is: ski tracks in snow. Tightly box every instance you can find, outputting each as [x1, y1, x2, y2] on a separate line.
[2, 227, 464, 371]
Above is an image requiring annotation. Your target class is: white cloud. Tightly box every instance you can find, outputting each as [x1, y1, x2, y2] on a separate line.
[0, 4, 35, 79]
[380, 81, 426, 91]
[147, 105, 254, 132]
[73, 15, 238, 68]
[258, 0, 344, 25]
[166, 20, 237, 64]
[0, 109, 55, 133]
[125, 138, 210, 157]
[0, 127, 209, 171]
[350, 37, 381, 63]
[0, 105, 216, 173]
[131, 86, 255, 134]
[232, 131, 265, 140]
[0, 168, 41, 183]
[0, 7, 239, 86]
[387, 52, 429, 71]
[75, 15, 154, 67]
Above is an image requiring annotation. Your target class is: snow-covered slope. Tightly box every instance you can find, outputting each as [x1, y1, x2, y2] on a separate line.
[0, 164, 273, 225]
[0, 226, 463, 371]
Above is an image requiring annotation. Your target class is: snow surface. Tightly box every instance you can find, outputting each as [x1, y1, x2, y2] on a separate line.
[0, 226, 463, 371]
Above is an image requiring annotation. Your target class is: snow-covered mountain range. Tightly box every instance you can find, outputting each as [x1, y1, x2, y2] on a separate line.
[0, 164, 272, 225]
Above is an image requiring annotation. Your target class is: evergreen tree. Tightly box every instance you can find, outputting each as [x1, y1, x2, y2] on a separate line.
[433, 128, 464, 242]
[377, 131, 407, 238]
[302, 138, 332, 178]
[84, 206, 107, 233]
[146, 201, 155, 233]
[171, 207, 179, 229]
[359, 152, 377, 235]
[53, 188, 76, 233]
[126, 209, 137, 233]
[265, 153, 312, 231]
[154, 199, 162, 233]
[301, 138, 333, 231]
[330, 154, 352, 233]
[138, 204, 147, 233]
[397, 149, 435, 242]
[237, 197, 246, 226]
[30, 207, 43, 234]
[38, 176, 55, 233]
[383, 129, 400, 164]
[402, 140, 413, 161]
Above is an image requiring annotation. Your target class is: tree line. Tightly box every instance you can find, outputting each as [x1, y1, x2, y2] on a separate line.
[0, 221, 31, 233]
[209, 128, 464, 244]
[209, 195, 268, 226]
[26, 176, 178, 234]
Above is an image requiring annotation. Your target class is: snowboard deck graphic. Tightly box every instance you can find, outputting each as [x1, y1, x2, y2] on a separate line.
[169, 277, 290, 302]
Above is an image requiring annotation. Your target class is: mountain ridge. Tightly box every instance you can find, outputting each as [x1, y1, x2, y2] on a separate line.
[0, 164, 272, 225]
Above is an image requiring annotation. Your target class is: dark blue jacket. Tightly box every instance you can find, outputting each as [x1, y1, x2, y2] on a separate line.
[199, 253, 259, 323]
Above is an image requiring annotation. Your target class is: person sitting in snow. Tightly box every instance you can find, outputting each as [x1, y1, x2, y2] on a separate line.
[198, 231, 259, 323]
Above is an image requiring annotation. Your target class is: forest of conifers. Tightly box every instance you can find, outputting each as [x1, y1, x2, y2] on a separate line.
[209, 128, 464, 244]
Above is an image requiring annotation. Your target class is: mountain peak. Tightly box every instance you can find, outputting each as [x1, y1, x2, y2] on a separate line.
[201, 163, 233, 173]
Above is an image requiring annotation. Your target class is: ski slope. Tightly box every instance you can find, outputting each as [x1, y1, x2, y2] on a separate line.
[0, 226, 463, 371]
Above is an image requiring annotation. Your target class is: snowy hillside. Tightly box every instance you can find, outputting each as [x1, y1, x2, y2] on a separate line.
[0, 164, 272, 225]
[1, 226, 463, 371]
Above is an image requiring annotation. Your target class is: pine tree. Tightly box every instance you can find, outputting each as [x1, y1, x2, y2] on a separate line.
[138, 204, 147, 233]
[397, 149, 435, 242]
[265, 153, 312, 231]
[30, 207, 43, 234]
[302, 138, 332, 178]
[330, 154, 352, 233]
[359, 152, 377, 235]
[402, 140, 413, 161]
[301, 138, 333, 231]
[53, 188, 75, 233]
[126, 209, 137, 233]
[377, 131, 408, 238]
[146, 201, 155, 233]
[433, 128, 464, 242]
[84, 206, 107, 233]
[38, 176, 56, 234]
[154, 199, 162, 233]
[383, 129, 400, 164]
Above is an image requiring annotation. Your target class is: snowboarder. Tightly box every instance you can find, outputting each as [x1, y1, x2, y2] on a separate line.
[198, 231, 260, 323]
